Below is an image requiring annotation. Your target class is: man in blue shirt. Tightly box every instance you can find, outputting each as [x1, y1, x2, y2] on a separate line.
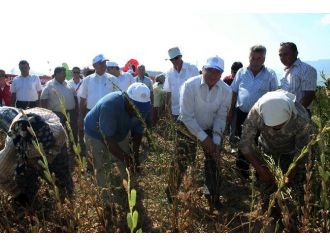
[84, 83, 151, 191]
[230, 45, 278, 178]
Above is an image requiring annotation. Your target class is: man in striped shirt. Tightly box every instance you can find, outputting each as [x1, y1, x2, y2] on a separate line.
[279, 42, 317, 116]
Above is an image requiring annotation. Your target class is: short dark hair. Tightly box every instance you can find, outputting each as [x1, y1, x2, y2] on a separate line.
[280, 42, 298, 54]
[250, 45, 267, 55]
[231, 62, 243, 73]
[18, 60, 29, 66]
[72, 66, 80, 71]
[54, 66, 66, 75]
[0, 69, 6, 77]
[155, 73, 165, 84]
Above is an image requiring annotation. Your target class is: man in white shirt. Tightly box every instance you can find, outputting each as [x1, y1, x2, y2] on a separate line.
[106, 61, 135, 92]
[163, 47, 199, 120]
[78, 54, 118, 129]
[167, 56, 232, 211]
[67, 67, 83, 94]
[10, 60, 42, 109]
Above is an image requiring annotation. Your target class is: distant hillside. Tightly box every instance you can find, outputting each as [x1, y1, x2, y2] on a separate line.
[276, 59, 330, 86]
[306, 59, 330, 85]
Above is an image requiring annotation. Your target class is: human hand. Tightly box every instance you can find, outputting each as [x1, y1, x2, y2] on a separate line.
[257, 165, 275, 184]
[202, 137, 216, 155]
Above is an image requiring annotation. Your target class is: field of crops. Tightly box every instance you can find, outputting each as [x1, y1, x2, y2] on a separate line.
[0, 81, 329, 233]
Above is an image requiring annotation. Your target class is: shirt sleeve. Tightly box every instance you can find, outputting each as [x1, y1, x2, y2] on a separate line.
[40, 85, 49, 100]
[9, 79, 17, 93]
[240, 106, 261, 154]
[301, 66, 317, 91]
[146, 78, 153, 92]
[180, 82, 208, 142]
[190, 65, 200, 77]
[35, 76, 42, 92]
[78, 78, 87, 99]
[212, 87, 232, 145]
[270, 70, 279, 91]
[163, 72, 171, 92]
[230, 69, 241, 93]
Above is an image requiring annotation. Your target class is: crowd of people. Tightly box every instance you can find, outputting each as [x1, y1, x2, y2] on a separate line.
[0, 43, 319, 223]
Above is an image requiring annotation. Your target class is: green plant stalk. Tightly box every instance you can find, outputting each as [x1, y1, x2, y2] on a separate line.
[248, 167, 256, 233]
[59, 96, 87, 177]
[125, 168, 141, 233]
[28, 130, 60, 203]
[262, 124, 330, 232]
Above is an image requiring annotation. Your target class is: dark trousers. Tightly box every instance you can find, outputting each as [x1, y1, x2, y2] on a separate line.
[16, 100, 39, 109]
[15, 144, 73, 204]
[168, 122, 221, 198]
[235, 108, 250, 178]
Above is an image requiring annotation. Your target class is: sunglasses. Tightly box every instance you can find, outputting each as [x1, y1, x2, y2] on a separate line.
[170, 56, 181, 62]
[73, 71, 80, 74]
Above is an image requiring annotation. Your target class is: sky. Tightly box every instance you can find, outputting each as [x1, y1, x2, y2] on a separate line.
[0, 0, 330, 78]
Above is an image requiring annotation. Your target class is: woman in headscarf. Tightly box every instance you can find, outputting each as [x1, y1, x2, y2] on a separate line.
[240, 90, 315, 228]
[0, 106, 73, 206]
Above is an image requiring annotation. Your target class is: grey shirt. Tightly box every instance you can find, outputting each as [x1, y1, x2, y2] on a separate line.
[41, 79, 76, 111]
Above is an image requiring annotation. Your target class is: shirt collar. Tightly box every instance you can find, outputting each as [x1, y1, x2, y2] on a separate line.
[54, 79, 66, 86]
[292, 58, 301, 67]
[284, 58, 301, 70]
[200, 76, 220, 88]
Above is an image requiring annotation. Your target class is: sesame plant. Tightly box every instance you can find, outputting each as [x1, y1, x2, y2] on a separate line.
[124, 168, 142, 233]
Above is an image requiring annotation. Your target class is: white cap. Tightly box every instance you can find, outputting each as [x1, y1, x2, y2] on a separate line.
[204, 56, 224, 72]
[127, 82, 151, 112]
[127, 82, 150, 103]
[92, 54, 108, 64]
[106, 61, 119, 68]
[168, 47, 182, 59]
[257, 90, 297, 127]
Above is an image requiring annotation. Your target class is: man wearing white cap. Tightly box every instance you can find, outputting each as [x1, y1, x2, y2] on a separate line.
[163, 47, 199, 120]
[167, 56, 232, 211]
[240, 90, 315, 220]
[78, 54, 118, 129]
[106, 61, 135, 92]
[84, 83, 151, 194]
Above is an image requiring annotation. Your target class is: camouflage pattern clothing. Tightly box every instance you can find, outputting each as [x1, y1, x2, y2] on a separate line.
[240, 101, 315, 231]
[0, 107, 73, 203]
[240, 101, 313, 156]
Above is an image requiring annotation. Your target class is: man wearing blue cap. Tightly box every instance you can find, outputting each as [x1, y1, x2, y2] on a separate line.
[167, 56, 232, 211]
[84, 82, 151, 191]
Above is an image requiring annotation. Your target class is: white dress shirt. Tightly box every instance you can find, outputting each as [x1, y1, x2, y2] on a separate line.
[179, 75, 232, 145]
[78, 72, 117, 110]
[10, 75, 42, 101]
[164, 62, 199, 115]
[68, 79, 82, 92]
[114, 72, 135, 92]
